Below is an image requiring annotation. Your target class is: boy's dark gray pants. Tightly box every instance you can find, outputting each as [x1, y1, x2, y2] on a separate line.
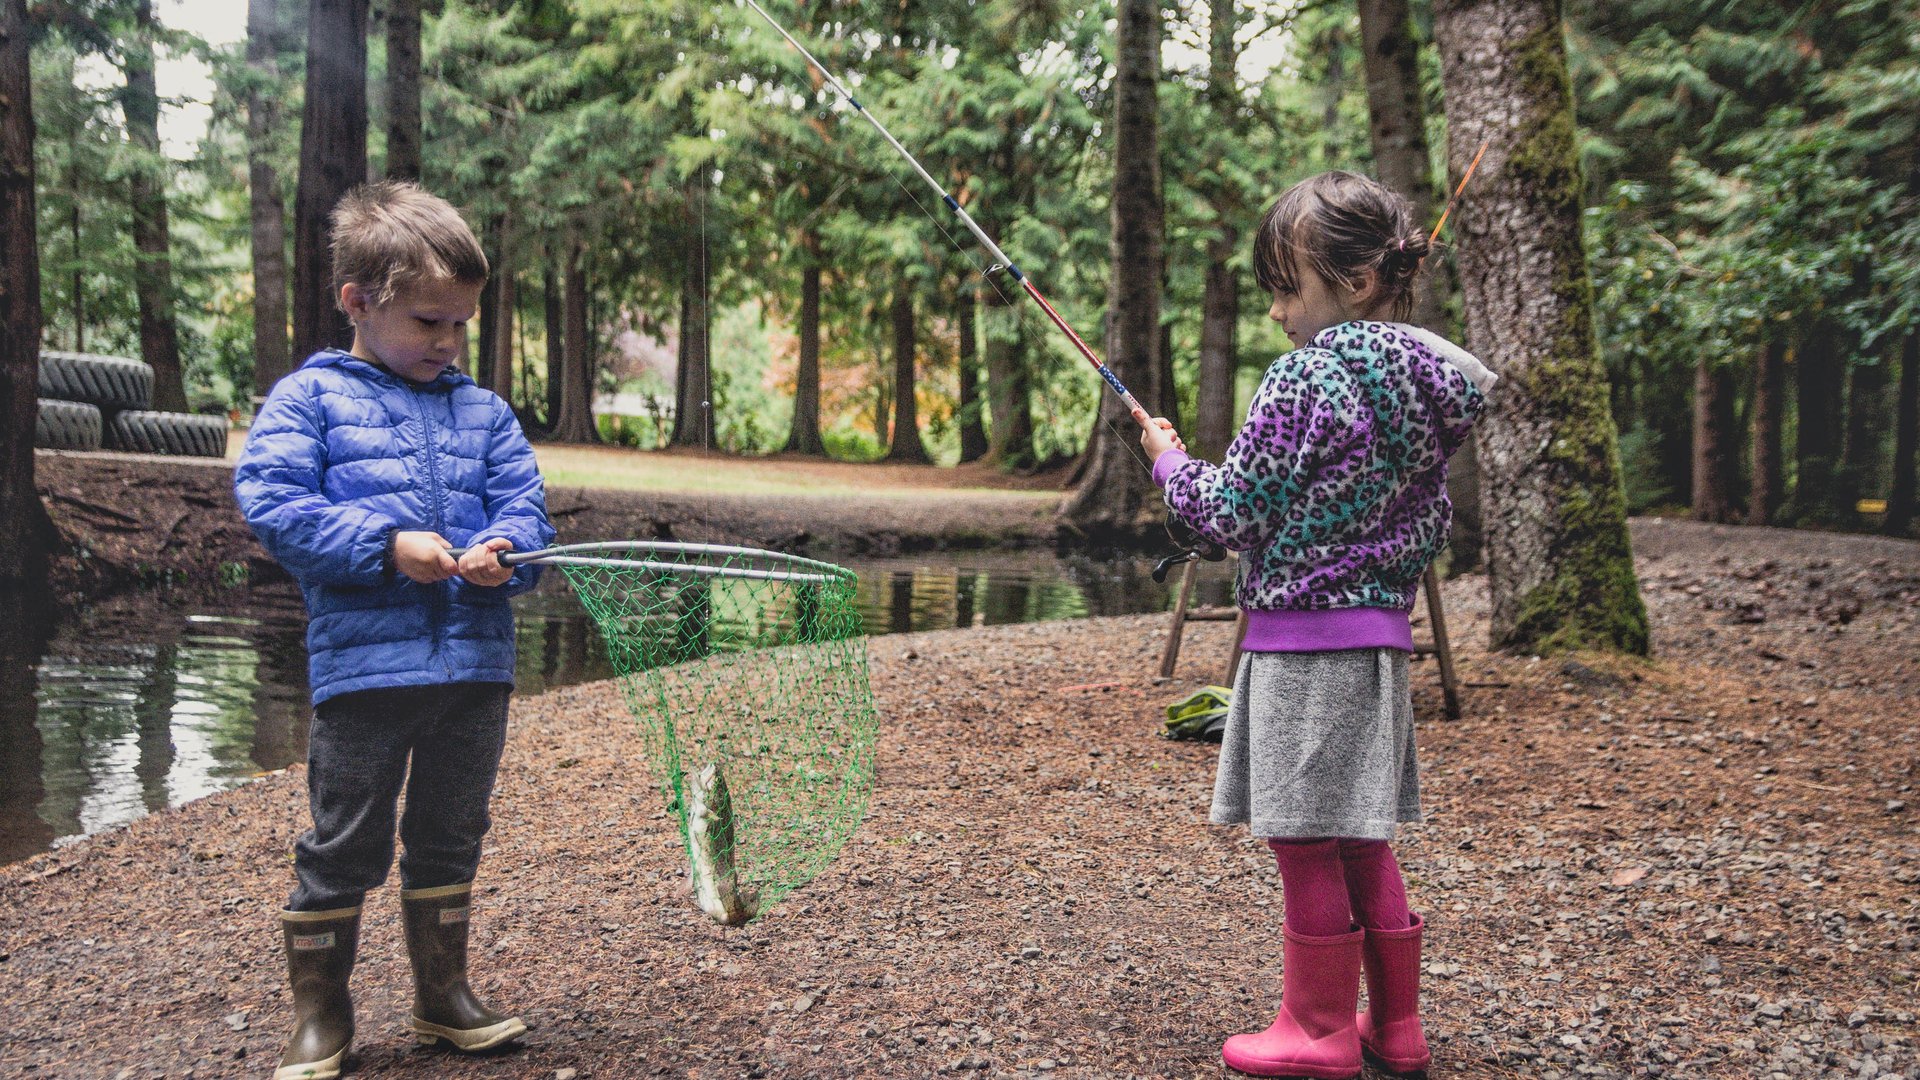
[288, 682, 511, 912]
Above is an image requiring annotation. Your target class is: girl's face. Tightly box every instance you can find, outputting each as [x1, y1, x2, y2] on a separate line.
[1265, 247, 1382, 348]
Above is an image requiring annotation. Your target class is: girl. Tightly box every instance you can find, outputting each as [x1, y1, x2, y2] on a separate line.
[1137, 170, 1497, 1079]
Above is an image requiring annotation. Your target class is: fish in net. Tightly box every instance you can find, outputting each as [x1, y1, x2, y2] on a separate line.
[488, 541, 877, 924]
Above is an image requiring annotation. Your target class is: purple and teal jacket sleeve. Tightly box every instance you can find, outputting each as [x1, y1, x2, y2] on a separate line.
[1151, 349, 1354, 552]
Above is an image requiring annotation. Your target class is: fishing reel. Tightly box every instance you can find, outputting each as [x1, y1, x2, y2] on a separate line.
[1152, 515, 1228, 583]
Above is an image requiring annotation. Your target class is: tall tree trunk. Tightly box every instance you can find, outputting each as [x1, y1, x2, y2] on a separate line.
[1790, 328, 1845, 525]
[956, 283, 988, 463]
[1886, 332, 1917, 536]
[1748, 338, 1785, 526]
[247, 0, 292, 395]
[474, 216, 501, 390]
[1840, 353, 1888, 519]
[1061, 0, 1165, 537]
[123, 0, 187, 412]
[672, 176, 711, 448]
[384, 0, 421, 182]
[489, 270, 515, 403]
[1432, 0, 1648, 655]
[1358, 0, 1482, 571]
[1195, 230, 1239, 461]
[884, 275, 930, 463]
[550, 247, 596, 443]
[542, 266, 562, 432]
[1690, 356, 1738, 522]
[785, 234, 825, 455]
[292, 0, 368, 362]
[1194, 0, 1241, 463]
[1, 0, 52, 586]
[981, 287, 1034, 466]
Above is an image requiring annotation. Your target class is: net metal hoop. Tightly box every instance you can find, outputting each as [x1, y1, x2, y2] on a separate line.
[504, 541, 855, 586]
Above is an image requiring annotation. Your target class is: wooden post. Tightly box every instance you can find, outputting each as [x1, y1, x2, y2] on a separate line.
[1158, 559, 1199, 678]
[1421, 565, 1461, 720]
[1225, 609, 1248, 687]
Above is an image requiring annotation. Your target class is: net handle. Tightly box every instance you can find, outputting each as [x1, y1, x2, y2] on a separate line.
[447, 540, 854, 585]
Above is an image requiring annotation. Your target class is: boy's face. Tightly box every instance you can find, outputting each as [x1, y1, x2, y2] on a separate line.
[343, 276, 485, 384]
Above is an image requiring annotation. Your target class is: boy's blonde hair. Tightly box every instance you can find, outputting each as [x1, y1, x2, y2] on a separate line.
[329, 180, 488, 310]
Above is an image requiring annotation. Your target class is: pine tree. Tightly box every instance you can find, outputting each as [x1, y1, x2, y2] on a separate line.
[291, 0, 367, 361]
[247, 0, 292, 394]
[122, 0, 186, 411]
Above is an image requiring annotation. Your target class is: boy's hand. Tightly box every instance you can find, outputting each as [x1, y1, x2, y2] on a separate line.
[1133, 408, 1186, 463]
[392, 530, 459, 583]
[458, 537, 516, 587]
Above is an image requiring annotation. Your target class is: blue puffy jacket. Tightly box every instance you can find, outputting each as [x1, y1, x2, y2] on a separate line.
[234, 350, 556, 705]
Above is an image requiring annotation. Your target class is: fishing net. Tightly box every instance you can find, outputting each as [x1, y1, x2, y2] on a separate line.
[539, 541, 876, 924]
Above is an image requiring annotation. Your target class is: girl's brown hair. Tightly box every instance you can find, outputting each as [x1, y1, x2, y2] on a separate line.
[329, 180, 488, 310]
[1251, 170, 1431, 321]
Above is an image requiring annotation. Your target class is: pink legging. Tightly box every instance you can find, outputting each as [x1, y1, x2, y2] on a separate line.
[1266, 838, 1411, 936]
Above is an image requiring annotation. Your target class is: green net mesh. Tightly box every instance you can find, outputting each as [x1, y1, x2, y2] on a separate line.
[549, 542, 876, 924]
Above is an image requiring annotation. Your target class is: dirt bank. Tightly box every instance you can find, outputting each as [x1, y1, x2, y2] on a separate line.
[33, 449, 1063, 602]
[2, 521, 1916, 1079]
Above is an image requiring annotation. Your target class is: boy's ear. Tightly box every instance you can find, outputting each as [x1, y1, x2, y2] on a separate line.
[339, 282, 371, 320]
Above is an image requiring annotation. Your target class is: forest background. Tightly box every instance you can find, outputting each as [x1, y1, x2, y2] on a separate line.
[15, 0, 1920, 538]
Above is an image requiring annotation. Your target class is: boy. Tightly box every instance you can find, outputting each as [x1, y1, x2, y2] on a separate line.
[235, 181, 555, 1080]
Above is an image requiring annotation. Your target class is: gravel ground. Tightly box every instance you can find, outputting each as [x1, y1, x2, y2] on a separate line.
[2, 520, 1916, 1079]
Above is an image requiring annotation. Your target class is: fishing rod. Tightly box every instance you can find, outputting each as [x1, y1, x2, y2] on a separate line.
[736, 0, 1153, 433]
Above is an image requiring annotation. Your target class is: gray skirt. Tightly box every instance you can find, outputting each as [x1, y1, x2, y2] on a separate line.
[1210, 648, 1422, 840]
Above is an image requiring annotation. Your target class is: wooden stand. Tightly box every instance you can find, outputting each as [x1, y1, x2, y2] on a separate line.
[1159, 561, 1462, 719]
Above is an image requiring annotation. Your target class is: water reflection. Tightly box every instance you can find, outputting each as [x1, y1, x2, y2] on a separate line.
[0, 550, 1233, 864]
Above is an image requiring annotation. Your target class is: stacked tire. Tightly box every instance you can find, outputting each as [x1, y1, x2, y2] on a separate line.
[34, 351, 228, 458]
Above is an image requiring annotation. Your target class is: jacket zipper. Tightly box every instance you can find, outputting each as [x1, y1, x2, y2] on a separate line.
[410, 385, 449, 658]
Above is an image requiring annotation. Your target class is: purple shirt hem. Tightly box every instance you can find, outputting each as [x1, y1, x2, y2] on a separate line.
[1241, 607, 1414, 653]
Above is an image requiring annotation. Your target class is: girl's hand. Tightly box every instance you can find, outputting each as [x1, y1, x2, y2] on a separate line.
[393, 530, 458, 583]
[458, 537, 516, 587]
[1133, 408, 1186, 463]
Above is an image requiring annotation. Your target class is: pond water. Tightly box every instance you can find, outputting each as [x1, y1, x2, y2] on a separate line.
[0, 550, 1235, 866]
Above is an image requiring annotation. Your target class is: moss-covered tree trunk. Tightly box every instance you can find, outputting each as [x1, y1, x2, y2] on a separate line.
[124, 0, 187, 412]
[292, 0, 368, 362]
[247, 0, 292, 395]
[1432, 0, 1647, 655]
[1, 0, 52, 588]
[785, 234, 825, 455]
[1358, 0, 1483, 573]
[1748, 339, 1785, 526]
[1690, 356, 1739, 522]
[1060, 0, 1165, 537]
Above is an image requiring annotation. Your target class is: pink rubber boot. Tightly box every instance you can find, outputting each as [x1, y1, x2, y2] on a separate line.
[1221, 925, 1363, 1078]
[1357, 913, 1431, 1076]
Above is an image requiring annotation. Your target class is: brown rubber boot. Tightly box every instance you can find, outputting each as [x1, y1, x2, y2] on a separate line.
[274, 905, 361, 1080]
[400, 883, 527, 1052]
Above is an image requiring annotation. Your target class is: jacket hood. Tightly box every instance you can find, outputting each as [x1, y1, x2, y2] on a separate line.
[1308, 321, 1495, 459]
[299, 348, 474, 392]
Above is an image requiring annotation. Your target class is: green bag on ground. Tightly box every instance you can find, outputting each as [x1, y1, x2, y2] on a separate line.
[1162, 685, 1233, 742]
